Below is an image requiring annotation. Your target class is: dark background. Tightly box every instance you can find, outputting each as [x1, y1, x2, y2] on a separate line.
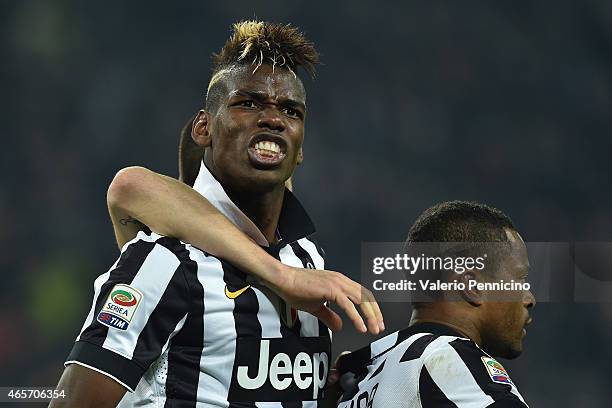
[1, 1, 611, 406]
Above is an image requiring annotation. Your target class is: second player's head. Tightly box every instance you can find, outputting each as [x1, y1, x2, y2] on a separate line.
[407, 200, 535, 359]
[191, 20, 319, 193]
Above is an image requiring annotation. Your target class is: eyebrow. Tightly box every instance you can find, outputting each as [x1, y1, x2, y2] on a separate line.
[232, 90, 306, 110]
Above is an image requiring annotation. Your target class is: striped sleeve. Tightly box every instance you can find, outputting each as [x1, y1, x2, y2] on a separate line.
[419, 337, 528, 407]
[65, 233, 192, 392]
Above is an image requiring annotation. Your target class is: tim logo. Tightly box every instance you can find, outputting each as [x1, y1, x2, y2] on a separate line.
[229, 336, 331, 402]
[97, 312, 128, 330]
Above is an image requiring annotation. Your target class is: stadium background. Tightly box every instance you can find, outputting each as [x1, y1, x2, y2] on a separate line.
[1, 1, 611, 406]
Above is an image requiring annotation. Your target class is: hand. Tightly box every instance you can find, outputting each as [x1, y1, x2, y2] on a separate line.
[323, 351, 352, 408]
[268, 264, 384, 335]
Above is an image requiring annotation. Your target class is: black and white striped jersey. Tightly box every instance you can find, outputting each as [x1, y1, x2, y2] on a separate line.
[65, 164, 332, 407]
[337, 323, 528, 408]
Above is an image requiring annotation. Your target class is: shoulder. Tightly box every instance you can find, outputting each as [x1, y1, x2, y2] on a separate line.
[421, 336, 511, 384]
[419, 337, 528, 407]
[121, 231, 210, 265]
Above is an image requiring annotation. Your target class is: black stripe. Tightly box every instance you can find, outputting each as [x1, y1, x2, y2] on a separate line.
[306, 236, 327, 262]
[279, 303, 303, 408]
[224, 260, 259, 408]
[289, 240, 332, 344]
[280, 400, 302, 408]
[118, 238, 200, 407]
[399, 334, 437, 362]
[448, 339, 523, 403]
[318, 319, 329, 342]
[419, 364, 459, 407]
[79, 238, 156, 345]
[280, 242, 328, 407]
[131, 262, 186, 362]
[290, 241, 316, 269]
[292, 308, 303, 335]
[66, 341, 144, 390]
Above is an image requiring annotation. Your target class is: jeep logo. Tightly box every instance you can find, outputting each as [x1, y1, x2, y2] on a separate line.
[229, 336, 331, 402]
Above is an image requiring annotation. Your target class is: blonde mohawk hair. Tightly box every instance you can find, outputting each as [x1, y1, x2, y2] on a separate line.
[213, 20, 319, 78]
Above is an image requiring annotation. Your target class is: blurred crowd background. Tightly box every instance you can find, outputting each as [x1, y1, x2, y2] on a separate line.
[2, 1, 611, 406]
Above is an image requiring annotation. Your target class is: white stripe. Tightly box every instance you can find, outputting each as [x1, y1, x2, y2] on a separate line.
[297, 238, 325, 269]
[193, 249, 235, 408]
[278, 243, 305, 268]
[102, 243, 181, 359]
[423, 337, 495, 408]
[297, 309, 320, 338]
[370, 331, 399, 358]
[254, 286, 282, 337]
[253, 282, 282, 408]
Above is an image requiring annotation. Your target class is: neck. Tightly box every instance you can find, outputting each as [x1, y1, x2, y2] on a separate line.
[409, 303, 482, 346]
[225, 184, 286, 244]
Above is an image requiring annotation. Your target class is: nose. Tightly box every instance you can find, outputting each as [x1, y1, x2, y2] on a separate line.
[524, 289, 536, 309]
[257, 106, 285, 132]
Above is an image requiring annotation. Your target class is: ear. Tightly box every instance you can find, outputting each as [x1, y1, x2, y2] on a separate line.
[296, 147, 304, 165]
[459, 270, 484, 306]
[192, 110, 212, 147]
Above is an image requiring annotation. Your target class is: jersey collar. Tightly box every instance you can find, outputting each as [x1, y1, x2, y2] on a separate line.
[338, 322, 468, 376]
[192, 161, 316, 247]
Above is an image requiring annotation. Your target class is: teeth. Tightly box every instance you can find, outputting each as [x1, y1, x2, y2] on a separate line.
[254, 141, 280, 153]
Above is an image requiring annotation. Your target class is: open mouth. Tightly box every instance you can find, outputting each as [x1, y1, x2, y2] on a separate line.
[247, 134, 287, 168]
[523, 317, 533, 336]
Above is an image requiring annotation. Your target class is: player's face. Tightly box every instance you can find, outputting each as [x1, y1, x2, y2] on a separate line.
[198, 64, 306, 193]
[480, 229, 535, 359]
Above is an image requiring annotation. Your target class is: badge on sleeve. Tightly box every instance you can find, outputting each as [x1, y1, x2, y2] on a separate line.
[481, 356, 513, 385]
[97, 284, 143, 330]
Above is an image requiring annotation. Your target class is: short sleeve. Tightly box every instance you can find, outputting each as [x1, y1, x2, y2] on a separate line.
[65, 234, 192, 391]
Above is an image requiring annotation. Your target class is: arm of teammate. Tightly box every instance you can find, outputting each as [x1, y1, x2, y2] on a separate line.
[107, 166, 384, 334]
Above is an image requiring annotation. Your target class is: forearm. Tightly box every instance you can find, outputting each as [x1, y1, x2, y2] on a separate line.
[107, 167, 285, 284]
[108, 203, 145, 249]
[107, 167, 384, 334]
